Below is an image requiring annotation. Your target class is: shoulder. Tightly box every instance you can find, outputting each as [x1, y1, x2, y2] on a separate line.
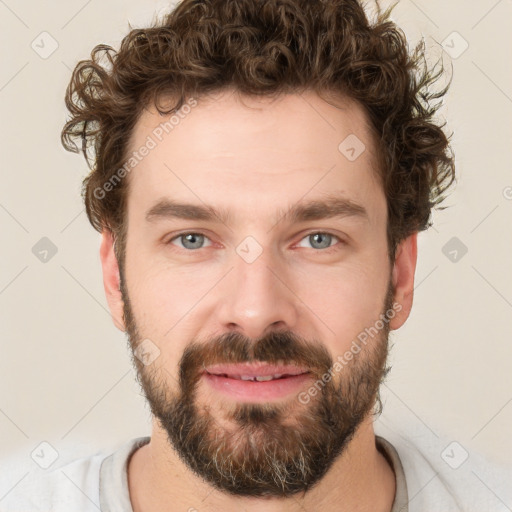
[375, 418, 512, 512]
[0, 440, 124, 512]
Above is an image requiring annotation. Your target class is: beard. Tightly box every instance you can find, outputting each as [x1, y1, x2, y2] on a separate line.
[121, 274, 394, 498]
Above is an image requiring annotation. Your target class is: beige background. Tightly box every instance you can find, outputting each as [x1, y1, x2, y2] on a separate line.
[0, 0, 511, 496]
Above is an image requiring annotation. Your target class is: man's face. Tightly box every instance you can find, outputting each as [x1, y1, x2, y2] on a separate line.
[118, 89, 395, 496]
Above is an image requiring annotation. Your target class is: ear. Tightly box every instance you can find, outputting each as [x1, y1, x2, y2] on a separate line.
[389, 232, 418, 330]
[99, 230, 126, 331]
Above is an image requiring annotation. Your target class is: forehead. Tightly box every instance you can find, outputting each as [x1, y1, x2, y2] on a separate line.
[124, 89, 385, 226]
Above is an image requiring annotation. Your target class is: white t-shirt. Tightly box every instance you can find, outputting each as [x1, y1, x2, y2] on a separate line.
[0, 425, 510, 511]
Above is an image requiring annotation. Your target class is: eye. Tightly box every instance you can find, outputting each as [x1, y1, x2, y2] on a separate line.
[167, 232, 213, 250]
[296, 232, 343, 252]
[165, 231, 344, 253]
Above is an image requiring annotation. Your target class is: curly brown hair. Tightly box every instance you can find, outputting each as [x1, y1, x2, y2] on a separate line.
[61, 0, 455, 266]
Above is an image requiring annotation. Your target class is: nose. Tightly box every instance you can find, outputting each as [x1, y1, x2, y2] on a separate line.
[215, 247, 299, 340]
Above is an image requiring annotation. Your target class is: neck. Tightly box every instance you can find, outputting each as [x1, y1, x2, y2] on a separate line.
[128, 416, 396, 512]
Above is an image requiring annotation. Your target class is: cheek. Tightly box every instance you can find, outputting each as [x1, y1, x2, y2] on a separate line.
[126, 273, 193, 378]
[126, 258, 216, 342]
[130, 281, 179, 337]
[293, 263, 389, 349]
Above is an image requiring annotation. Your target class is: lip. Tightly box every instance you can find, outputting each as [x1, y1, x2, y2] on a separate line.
[204, 362, 310, 379]
[203, 373, 313, 402]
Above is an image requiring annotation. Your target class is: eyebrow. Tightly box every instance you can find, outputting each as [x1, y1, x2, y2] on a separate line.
[145, 195, 369, 227]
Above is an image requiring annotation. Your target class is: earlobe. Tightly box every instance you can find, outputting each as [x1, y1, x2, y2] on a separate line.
[389, 233, 418, 331]
[99, 230, 126, 331]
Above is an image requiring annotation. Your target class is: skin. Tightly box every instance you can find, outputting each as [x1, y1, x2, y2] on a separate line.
[99, 88, 417, 512]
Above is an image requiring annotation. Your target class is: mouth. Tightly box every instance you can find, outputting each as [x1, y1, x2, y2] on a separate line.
[204, 362, 310, 379]
[202, 362, 313, 402]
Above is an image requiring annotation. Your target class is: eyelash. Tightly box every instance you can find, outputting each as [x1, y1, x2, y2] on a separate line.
[165, 231, 345, 254]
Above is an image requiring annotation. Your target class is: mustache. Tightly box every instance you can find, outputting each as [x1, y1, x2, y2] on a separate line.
[178, 330, 333, 388]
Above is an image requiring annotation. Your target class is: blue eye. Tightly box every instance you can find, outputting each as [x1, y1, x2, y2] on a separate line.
[166, 231, 343, 252]
[169, 232, 212, 250]
[297, 232, 341, 251]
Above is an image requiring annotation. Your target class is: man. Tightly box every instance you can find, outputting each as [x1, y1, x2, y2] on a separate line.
[1, 0, 509, 511]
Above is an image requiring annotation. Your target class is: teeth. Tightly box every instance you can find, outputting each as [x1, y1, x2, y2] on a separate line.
[255, 375, 274, 381]
[238, 374, 283, 381]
